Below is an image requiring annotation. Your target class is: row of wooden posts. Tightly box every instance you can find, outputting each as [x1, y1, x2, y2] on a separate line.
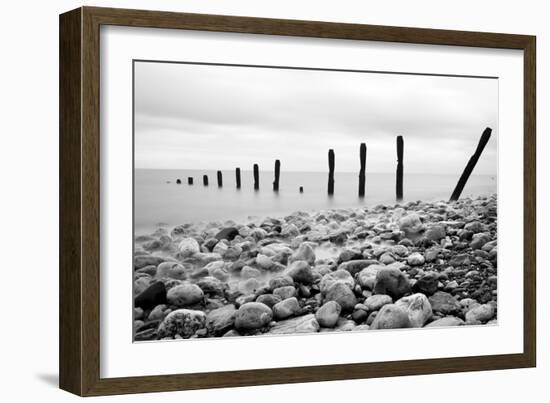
[175, 127, 492, 202]
[177, 162, 271, 190]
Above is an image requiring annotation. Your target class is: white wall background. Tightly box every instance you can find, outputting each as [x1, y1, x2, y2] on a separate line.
[0, 0, 545, 402]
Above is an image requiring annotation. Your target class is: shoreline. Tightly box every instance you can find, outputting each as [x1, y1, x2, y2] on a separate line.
[134, 170, 496, 235]
[133, 194, 498, 341]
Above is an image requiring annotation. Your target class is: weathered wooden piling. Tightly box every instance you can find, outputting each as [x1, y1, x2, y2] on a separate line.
[450, 127, 492, 202]
[217, 170, 223, 187]
[299, 186, 304, 193]
[176, 179, 181, 184]
[203, 175, 209, 186]
[328, 149, 335, 195]
[396, 136, 404, 201]
[358, 143, 366, 197]
[187, 177, 193, 185]
[253, 164, 259, 190]
[273, 160, 281, 191]
[235, 168, 241, 189]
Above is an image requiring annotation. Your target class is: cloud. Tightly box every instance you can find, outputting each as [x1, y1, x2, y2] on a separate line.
[134, 61, 498, 174]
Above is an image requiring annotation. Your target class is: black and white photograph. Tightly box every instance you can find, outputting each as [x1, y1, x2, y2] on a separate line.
[132, 60, 498, 341]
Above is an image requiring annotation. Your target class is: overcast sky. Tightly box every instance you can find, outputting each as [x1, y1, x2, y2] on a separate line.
[134, 61, 498, 175]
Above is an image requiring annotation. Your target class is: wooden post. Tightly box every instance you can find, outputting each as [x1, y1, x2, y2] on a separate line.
[450, 127, 492, 202]
[299, 186, 304, 193]
[358, 143, 366, 197]
[176, 179, 181, 184]
[187, 177, 193, 185]
[253, 164, 259, 190]
[203, 175, 209, 186]
[396, 136, 404, 202]
[217, 170, 223, 187]
[235, 168, 241, 189]
[328, 149, 335, 195]
[273, 160, 280, 191]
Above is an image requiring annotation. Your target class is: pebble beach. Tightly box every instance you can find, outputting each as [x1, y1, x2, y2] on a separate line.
[133, 194, 498, 341]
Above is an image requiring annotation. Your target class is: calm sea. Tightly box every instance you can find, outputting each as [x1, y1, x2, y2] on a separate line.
[134, 169, 496, 235]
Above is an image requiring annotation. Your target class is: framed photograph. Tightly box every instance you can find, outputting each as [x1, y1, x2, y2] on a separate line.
[59, 6, 536, 396]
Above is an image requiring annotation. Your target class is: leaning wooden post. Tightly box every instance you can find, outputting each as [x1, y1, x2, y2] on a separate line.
[273, 160, 281, 191]
[187, 177, 193, 185]
[217, 170, 223, 187]
[450, 127, 492, 202]
[253, 164, 259, 190]
[235, 168, 241, 189]
[358, 143, 366, 197]
[396, 136, 404, 202]
[328, 149, 335, 195]
[203, 175, 209, 186]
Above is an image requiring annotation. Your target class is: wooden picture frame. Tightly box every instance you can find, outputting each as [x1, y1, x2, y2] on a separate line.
[59, 6, 536, 396]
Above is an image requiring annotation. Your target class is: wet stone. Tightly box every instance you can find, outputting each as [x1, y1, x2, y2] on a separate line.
[135, 281, 167, 310]
[215, 227, 239, 241]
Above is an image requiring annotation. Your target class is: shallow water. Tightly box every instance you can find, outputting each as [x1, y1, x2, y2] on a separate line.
[135, 169, 496, 235]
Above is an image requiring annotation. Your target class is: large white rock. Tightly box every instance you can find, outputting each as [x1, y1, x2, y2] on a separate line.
[407, 252, 425, 266]
[395, 293, 433, 327]
[178, 238, 200, 257]
[465, 303, 495, 323]
[399, 213, 424, 237]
